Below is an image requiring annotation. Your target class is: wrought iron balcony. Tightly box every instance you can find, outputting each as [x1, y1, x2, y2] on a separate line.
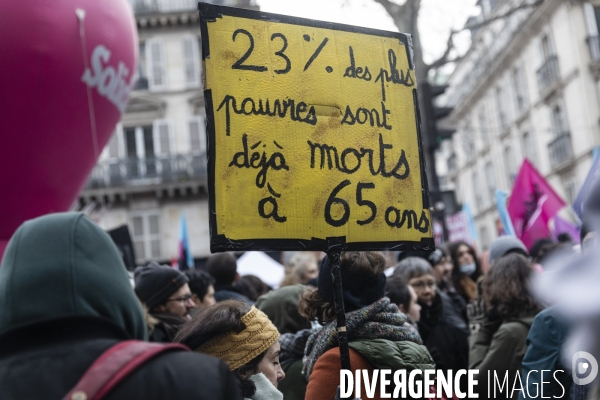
[536, 56, 560, 94]
[547, 132, 573, 169]
[587, 35, 600, 62]
[85, 153, 207, 189]
[128, 0, 254, 14]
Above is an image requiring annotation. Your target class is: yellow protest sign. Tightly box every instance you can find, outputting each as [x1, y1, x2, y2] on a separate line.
[199, 4, 433, 252]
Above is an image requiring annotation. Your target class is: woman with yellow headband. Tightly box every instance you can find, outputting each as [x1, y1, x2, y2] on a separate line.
[176, 300, 285, 399]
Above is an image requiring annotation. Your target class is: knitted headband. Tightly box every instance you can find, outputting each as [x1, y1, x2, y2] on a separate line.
[196, 307, 279, 370]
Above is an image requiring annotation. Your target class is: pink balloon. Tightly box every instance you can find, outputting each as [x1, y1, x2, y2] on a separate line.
[0, 0, 137, 250]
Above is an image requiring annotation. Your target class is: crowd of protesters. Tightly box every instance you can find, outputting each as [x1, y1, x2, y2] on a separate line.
[0, 211, 596, 399]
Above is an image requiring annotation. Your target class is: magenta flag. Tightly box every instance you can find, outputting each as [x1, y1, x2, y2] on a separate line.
[507, 159, 566, 249]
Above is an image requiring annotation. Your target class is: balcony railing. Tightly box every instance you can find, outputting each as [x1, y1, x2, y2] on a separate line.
[536, 55, 560, 94]
[86, 153, 207, 189]
[128, 0, 253, 14]
[547, 132, 573, 169]
[587, 35, 600, 62]
[128, 0, 198, 14]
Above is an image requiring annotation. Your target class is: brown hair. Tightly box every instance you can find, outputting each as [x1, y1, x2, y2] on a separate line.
[482, 253, 540, 320]
[298, 251, 386, 324]
[175, 300, 265, 397]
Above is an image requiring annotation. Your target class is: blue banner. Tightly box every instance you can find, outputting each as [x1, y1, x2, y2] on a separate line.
[496, 189, 516, 236]
[574, 147, 600, 220]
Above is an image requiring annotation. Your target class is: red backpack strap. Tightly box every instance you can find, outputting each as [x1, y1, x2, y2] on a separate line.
[62, 340, 189, 400]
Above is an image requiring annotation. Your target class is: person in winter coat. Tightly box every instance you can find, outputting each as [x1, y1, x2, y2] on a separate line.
[393, 257, 470, 384]
[300, 251, 435, 400]
[257, 284, 313, 400]
[206, 253, 252, 303]
[0, 212, 242, 400]
[448, 241, 483, 302]
[134, 262, 196, 342]
[470, 253, 542, 400]
[176, 300, 285, 400]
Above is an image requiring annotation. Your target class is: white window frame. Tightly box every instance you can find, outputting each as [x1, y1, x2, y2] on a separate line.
[186, 115, 206, 154]
[181, 35, 201, 88]
[146, 38, 167, 92]
[130, 211, 162, 263]
[153, 119, 174, 156]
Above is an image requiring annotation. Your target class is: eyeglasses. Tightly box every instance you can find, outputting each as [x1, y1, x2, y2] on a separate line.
[166, 293, 193, 303]
[410, 281, 436, 290]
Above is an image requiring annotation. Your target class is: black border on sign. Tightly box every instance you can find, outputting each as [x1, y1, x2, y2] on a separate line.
[198, 2, 433, 253]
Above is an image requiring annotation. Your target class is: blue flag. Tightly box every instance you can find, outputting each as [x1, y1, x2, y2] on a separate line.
[179, 213, 194, 270]
[574, 147, 600, 220]
[462, 203, 478, 242]
[496, 189, 516, 236]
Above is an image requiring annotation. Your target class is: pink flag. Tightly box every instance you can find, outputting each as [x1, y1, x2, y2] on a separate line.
[507, 159, 566, 249]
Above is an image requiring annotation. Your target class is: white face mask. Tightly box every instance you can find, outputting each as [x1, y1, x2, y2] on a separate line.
[459, 262, 476, 276]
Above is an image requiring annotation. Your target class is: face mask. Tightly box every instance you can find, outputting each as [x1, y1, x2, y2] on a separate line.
[459, 262, 476, 276]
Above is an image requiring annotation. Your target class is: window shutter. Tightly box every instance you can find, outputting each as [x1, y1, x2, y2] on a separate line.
[146, 39, 166, 91]
[584, 3, 599, 36]
[108, 131, 120, 158]
[153, 120, 172, 155]
[188, 116, 206, 153]
[182, 36, 200, 87]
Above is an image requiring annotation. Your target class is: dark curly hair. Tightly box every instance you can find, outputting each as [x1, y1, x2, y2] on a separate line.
[482, 253, 540, 320]
[298, 251, 386, 325]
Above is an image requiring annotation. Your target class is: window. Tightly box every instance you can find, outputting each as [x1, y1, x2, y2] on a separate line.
[107, 124, 123, 159]
[463, 118, 475, 159]
[541, 34, 553, 62]
[123, 125, 154, 178]
[146, 38, 166, 91]
[131, 212, 161, 262]
[153, 120, 172, 155]
[511, 66, 528, 114]
[473, 171, 484, 212]
[188, 116, 206, 153]
[503, 145, 516, 187]
[182, 36, 201, 88]
[522, 131, 537, 166]
[485, 161, 495, 206]
[550, 103, 568, 136]
[560, 171, 577, 204]
[495, 86, 509, 131]
[134, 43, 149, 90]
[478, 105, 489, 145]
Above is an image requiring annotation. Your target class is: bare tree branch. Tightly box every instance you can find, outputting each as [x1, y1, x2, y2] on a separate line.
[425, 0, 544, 73]
[463, 0, 544, 31]
[427, 30, 457, 71]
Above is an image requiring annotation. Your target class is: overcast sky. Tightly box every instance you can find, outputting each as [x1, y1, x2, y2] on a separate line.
[255, 0, 479, 65]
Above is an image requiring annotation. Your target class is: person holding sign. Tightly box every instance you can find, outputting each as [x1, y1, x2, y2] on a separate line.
[300, 251, 433, 400]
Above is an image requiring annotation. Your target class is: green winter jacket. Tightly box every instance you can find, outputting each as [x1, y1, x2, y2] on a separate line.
[0, 212, 147, 340]
[349, 338, 435, 372]
[470, 310, 539, 399]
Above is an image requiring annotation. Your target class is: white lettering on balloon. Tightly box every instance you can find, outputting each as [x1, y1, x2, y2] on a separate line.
[81, 45, 133, 113]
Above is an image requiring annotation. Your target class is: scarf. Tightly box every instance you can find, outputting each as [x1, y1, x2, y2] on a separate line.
[302, 297, 423, 379]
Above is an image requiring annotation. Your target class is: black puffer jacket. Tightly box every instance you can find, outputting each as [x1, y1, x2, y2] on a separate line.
[0, 213, 242, 400]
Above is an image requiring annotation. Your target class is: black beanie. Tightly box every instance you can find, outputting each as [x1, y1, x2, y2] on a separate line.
[317, 255, 386, 313]
[134, 262, 189, 310]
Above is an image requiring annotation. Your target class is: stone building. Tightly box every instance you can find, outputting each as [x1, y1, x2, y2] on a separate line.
[78, 0, 258, 265]
[437, 0, 600, 250]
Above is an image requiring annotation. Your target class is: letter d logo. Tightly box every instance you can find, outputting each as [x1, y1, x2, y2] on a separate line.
[572, 351, 598, 385]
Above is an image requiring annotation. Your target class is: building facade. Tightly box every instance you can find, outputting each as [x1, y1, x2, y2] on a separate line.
[437, 0, 600, 250]
[78, 0, 258, 265]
